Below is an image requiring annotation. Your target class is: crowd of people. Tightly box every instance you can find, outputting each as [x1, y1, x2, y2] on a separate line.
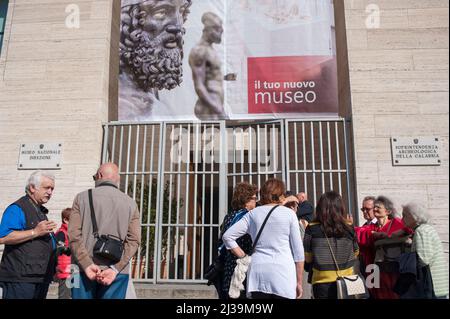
[215, 179, 449, 300]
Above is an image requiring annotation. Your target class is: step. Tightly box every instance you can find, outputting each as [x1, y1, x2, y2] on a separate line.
[45, 282, 218, 299]
[134, 283, 218, 299]
[47, 282, 312, 299]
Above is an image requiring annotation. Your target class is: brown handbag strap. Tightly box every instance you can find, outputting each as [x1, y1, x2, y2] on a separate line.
[323, 228, 341, 277]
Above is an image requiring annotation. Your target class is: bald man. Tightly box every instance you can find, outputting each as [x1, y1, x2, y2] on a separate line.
[69, 163, 140, 299]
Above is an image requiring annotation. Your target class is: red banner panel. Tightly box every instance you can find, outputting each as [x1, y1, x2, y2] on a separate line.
[248, 56, 338, 115]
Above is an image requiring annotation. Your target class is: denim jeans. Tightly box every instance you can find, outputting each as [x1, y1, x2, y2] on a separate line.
[71, 272, 129, 299]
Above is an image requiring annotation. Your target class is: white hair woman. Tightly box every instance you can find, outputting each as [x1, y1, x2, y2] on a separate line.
[402, 203, 449, 299]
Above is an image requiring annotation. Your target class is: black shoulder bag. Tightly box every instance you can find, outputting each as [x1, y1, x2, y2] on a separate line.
[88, 189, 124, 263]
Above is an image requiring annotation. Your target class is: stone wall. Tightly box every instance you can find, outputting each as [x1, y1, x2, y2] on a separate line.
[0, 0, 118, 227]
[344, 0, 449, 258]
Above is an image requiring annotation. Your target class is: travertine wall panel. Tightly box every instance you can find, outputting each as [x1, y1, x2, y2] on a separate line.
[346, 0, 449, 10]
[417, 92, 449, 114]
[0, 0, 117, 227]
[351, 92, 419, 115]
[345, 9, 409, 30]
[345, 1, 449, 261]
[374, 115, 449, 137]
[413, 49, 449, 71]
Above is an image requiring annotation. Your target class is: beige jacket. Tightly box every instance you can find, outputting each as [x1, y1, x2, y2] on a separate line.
[68, 180, 141, 274]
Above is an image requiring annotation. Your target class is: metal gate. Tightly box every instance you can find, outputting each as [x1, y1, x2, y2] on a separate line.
[101, 118, 353, 283]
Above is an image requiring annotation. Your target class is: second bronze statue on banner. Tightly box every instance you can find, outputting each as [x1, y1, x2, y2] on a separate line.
[189, 12, 236, 121]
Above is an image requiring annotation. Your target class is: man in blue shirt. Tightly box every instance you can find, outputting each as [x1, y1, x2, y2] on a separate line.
[0, 171, 57, 299]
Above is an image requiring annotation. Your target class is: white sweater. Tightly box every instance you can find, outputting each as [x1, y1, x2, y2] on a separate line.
[223, 205, 305, 299]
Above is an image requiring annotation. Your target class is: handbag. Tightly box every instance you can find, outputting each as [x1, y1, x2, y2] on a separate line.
[204, 211, 245, 284]
[374, 236, 411, 273]
[88, 189, 124, 263]
[373, 221, 411, 273]
[324, 231, 369, 299]
[204, 249, 225, 282]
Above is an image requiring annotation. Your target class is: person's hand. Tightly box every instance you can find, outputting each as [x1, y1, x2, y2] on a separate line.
[85, 264, 101, 281]
[96, 268, 117, 286]
[34, 220, 57, 237]
[300, 219, 309, 229]
[347, 214, 354, 225]
[296, 283, 303, 299]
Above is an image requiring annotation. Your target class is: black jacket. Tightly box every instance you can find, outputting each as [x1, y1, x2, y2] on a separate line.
[394, 252, 436, 299]
[297, 201, 314, 222]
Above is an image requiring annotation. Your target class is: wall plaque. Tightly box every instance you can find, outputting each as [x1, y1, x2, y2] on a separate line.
[391, 137, 441, 166]
[18, 143, 62, 170]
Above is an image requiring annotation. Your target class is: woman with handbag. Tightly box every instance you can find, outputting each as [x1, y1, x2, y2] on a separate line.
[355, 196, 413, 299]
[216, 182, 258, 299]
[222, 179, 305, 299]
[303, 191, 360, 299]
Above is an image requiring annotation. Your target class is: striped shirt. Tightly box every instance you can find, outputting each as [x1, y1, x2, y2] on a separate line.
[412, 224, 449, 298]
[304, 222, 359, 284]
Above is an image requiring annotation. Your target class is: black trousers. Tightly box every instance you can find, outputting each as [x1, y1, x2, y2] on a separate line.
[312, 282, 338, 299]
[0, 282, 50, 299]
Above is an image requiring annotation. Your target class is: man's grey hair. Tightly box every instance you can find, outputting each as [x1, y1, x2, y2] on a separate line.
[363, 196, 375, 203]
[25, 171, 55, 193]
[402, 202, 431, 225]
[374, 195, 397, 218]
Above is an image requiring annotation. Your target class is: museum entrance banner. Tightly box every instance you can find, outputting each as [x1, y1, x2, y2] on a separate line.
[119, 0, 338, 121]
